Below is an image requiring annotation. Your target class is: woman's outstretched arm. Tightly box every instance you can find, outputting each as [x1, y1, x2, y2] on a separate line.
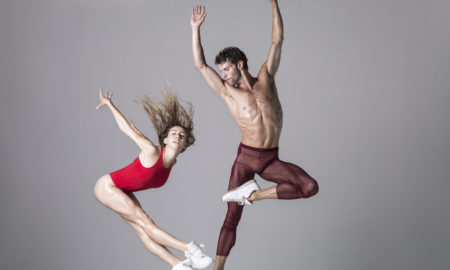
[96, 88, 156, 152]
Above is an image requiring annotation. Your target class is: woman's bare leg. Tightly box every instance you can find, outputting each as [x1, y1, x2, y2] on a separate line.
[94, 174, 188, 264]
[122, 217, 181, 266]
[125, 192, 189, 251]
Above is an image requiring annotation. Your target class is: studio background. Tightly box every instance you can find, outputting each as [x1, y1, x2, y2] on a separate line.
[1, 0, 449, 269]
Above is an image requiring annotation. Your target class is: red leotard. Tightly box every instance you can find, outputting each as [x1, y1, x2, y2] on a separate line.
[110, 147, 172, 193]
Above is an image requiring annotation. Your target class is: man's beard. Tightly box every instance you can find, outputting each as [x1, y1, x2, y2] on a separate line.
[231, 74, 241, 87]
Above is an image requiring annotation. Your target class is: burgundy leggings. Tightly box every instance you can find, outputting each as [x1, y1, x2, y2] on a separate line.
[216, 143, 319, 256]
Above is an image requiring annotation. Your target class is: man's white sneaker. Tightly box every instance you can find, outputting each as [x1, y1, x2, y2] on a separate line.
[185, 241, 213, 269]
[222, 180, 260, 205]
[172, 259, 193, 270]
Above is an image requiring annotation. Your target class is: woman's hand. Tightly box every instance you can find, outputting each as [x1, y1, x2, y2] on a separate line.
[96, 88, 113, 110]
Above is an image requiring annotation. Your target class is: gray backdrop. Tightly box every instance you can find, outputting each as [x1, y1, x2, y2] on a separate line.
[1, 0, 449, 269]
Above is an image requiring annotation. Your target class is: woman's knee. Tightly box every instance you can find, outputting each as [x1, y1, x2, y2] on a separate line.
[125, 218, 151, 240]
[134, 223, 148, 238]
[132, 208, 156, 230]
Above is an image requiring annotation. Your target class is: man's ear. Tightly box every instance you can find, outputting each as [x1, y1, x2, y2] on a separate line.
[237, 60, 244, 70]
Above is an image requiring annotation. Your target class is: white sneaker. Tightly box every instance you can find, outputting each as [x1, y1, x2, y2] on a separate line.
[222, 180, 260, 205]
[185, 241, 213, 269]
[172, 259, 193, 270]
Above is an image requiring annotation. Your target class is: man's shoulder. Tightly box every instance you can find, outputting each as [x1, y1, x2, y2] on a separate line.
[257, 63, 275, 81]
[255, 72, 276, 89]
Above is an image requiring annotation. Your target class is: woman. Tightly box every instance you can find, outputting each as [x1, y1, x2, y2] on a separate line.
[94, 88, 212, 270]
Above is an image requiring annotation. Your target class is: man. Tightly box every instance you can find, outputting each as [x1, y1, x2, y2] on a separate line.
[190, 1, 319, 269]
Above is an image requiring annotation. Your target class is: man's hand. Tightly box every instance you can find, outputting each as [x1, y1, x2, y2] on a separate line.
[191, 5, 206, 28]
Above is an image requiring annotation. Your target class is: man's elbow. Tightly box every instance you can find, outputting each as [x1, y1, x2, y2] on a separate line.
[193, 62, 203, 70]
[272, 35, 284, 46]
[193, 62, 206, 71]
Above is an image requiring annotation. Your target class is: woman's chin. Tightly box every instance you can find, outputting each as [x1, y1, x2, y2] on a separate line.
[168, 143, 184, 152]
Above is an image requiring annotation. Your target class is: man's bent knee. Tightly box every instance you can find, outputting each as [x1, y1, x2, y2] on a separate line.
[302, 179, 319, 198]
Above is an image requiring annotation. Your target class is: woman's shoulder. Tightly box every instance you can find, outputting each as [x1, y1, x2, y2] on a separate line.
[138, 146, 161, 168]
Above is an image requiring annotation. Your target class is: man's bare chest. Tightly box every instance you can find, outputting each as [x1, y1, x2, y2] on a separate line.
[232, 90, 279, 117]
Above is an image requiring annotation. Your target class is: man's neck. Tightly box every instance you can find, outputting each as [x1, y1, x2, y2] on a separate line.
[237, 70, 256, 90]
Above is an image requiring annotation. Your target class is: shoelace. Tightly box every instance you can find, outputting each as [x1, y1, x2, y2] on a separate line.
[195, 243, 207, 257]
[187, 243, 207, 258]
[187, 244, 207, 266]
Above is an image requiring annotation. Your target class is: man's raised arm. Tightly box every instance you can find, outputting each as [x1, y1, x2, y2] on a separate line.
[265, 0, 284, 77]
[190, 5, 227, 97]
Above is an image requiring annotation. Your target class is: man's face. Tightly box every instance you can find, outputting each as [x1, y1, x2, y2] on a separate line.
[218, 60, 241, 86]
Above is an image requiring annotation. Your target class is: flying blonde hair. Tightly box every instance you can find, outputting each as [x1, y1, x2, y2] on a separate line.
[136, 88, 195, 150]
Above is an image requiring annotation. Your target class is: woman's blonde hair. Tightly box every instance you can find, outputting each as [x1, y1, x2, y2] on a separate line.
[136, 88, 195, 150]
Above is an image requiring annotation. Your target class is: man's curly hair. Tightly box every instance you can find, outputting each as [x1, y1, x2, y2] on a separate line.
[215, 46, 249, 70]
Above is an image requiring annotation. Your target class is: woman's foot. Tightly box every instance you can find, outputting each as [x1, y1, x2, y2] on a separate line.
[172, 259, 193, 270]
[185, 241, 213, 269]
